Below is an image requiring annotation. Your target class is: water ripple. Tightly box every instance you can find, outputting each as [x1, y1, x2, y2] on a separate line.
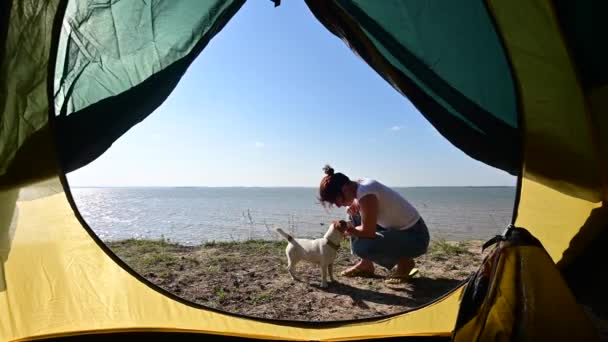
[71, 187, 515, 245]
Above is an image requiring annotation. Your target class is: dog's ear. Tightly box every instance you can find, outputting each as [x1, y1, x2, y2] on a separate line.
[332, 220, 348, 233]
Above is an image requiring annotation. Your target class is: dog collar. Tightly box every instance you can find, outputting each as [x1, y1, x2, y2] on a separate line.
[326, 239, 340, 251]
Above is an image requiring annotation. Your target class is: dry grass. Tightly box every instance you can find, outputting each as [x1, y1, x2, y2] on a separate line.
[107, 238, 485, 321]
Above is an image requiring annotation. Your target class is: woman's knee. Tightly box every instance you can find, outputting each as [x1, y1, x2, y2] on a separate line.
[351, 239, 382, 259]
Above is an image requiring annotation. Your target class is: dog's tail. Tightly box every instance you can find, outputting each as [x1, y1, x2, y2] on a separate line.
[275, 228, 295, 243]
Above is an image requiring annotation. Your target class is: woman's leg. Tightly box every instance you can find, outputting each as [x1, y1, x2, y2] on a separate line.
[350, 218, 430, 273]
[341, 259, 375, 276]
[394, 257, 416, 277]
[349, 228, 401, 270]
[341, 213, 377, 276]
[389, 219, 430, 278]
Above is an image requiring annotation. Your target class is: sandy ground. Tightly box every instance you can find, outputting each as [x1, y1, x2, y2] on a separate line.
[108, 237, 484, 321]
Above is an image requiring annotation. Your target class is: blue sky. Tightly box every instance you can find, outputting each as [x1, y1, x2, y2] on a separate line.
[67, 1, 516, 187]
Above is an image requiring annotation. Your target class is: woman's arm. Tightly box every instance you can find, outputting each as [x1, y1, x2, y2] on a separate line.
[348, 194, 378, 238]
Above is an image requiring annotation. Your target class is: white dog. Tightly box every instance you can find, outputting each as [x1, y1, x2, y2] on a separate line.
[276, 220, 347, 288]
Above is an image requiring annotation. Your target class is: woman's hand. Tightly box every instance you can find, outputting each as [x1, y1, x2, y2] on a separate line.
[355, 195, 378, 238]
[346, 202, 360, 216]
[345, 221, 357, 237]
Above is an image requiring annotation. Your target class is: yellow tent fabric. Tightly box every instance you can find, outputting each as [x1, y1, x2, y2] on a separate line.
[487, 0, 606, 263]
[0, 179, 461, 341]
[453, 233, 599, 341]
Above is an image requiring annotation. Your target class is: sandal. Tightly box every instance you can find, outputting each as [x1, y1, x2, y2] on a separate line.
[385, 268, 419, 284]
[340, 267, 376, 278]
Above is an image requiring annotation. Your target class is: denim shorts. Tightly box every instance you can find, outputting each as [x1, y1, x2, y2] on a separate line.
[349, 214, 430, 270]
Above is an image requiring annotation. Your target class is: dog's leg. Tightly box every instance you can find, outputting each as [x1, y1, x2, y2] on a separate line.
[320, 263, 328, 288]
[286, 252, 298, 281]
[287, 261, 298, 281]
[328, 263, 334, 282]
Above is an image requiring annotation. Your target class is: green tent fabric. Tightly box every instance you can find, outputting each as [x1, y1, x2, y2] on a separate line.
[53, 0, 245, 173]
[50, 0, 521, 178]
[54, 0, 244, 116]
[0, 0, 245, 184]
[306, 0, 521, 176]
[339, 1, 518, 127]
[0, 1, 64, 185]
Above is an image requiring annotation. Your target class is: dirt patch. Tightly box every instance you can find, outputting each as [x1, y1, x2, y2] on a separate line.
[107, 238, 485, 321]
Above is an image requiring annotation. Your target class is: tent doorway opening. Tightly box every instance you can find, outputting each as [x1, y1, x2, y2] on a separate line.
[62, 0, 517, 322]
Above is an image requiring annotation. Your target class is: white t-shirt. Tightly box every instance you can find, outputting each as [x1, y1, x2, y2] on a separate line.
[355, 178, 420, 230]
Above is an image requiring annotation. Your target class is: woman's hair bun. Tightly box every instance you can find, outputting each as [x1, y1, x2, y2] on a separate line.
[323, 164, 335, 176]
